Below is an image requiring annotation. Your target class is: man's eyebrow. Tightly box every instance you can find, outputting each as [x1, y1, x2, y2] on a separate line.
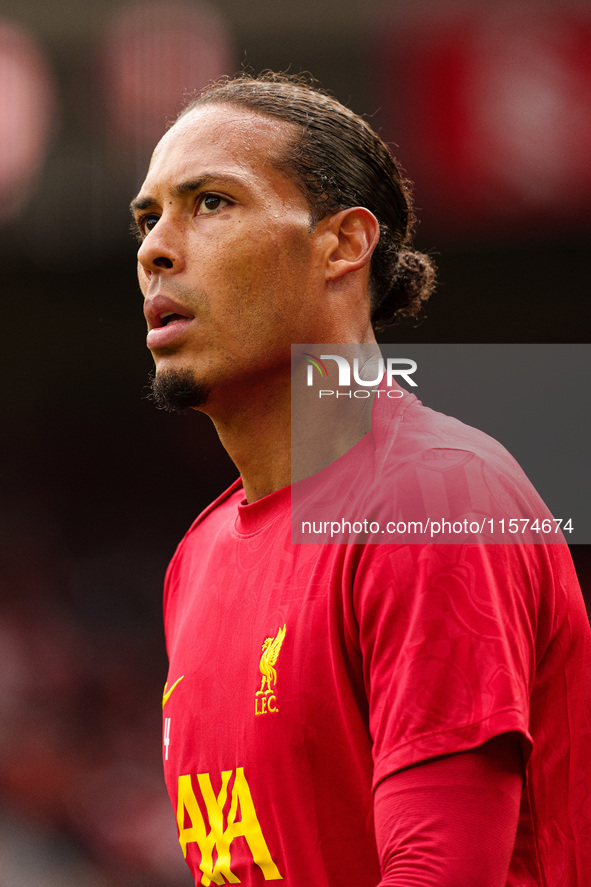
[129, 173, 244, 216]
[129, 194, 156, 215]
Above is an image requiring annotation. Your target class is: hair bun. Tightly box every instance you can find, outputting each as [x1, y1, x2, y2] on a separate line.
[371, 247, 436, 331]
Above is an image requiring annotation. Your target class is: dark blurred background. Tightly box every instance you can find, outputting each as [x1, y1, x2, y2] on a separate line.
[1, 0, 590, 883]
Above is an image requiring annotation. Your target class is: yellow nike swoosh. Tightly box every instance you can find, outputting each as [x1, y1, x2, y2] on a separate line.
[162, 675, 184, 708]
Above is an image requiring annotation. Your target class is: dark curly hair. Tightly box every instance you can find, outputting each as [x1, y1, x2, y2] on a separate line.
[179, 72, 436, 331]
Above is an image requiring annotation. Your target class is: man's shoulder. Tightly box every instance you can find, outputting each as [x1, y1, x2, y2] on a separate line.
[369, 396, 555, 543]
[163, 478, 243, 604]
[374, 395, 540, 500]
[189, 477, 244, 531]
[377, 394, 521, 472]
[170, 477, 244, 560]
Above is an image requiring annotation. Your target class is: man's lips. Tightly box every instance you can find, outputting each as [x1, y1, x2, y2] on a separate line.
[146, 317, 193, 350]
[144, 294, 194, 350]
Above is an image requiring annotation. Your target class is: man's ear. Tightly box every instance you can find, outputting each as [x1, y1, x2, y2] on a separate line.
[322, 207, 380, 282]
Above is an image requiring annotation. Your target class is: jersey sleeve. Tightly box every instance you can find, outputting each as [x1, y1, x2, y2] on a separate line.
[352, 542, 547, 789]
[373, 734, 523, 886]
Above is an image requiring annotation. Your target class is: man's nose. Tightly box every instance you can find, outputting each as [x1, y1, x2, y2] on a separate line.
[137, 218, 185, 275]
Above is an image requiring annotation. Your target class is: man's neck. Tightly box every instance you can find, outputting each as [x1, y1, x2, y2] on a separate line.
[205, 341, 382, 504]
[209, 373, 293, 503]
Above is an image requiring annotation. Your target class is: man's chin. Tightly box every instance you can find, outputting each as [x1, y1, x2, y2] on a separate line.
[149, 368, 211, 412]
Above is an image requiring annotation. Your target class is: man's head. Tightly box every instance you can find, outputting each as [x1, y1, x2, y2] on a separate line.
[179, 72, 435, 331]
[132, 72, 435, 413]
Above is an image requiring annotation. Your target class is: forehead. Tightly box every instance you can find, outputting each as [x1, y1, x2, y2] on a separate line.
[138, 103, 300, 199]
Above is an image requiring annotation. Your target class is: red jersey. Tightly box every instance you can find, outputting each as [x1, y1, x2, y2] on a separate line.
[162, 391, 591, 886]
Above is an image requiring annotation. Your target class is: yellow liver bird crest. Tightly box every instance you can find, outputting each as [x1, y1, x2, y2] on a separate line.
[257, 625, 286, 695]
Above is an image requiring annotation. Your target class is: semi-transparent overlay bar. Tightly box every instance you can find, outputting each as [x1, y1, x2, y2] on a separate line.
[290, 345, 589, 544]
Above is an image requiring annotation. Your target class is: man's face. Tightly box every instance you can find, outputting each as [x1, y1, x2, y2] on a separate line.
[132, 103, 331, 411]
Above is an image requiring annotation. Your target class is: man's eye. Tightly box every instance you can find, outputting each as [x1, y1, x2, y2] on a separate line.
[138, 215, 159, 237]
[197, 194, 229, 214]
